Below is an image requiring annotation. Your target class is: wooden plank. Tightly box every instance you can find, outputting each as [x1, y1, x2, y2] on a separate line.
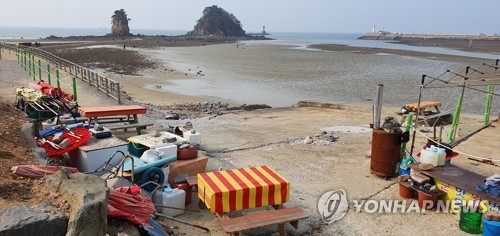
[220, 208, 308, 233]
[106, 123, 153, 130]
[78, 105, 146, 118]
[408, 163, 500, 204]
[405, 101, 442, 109]
[107, 123, 154, 134]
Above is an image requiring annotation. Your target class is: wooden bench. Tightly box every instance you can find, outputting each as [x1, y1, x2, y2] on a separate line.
[424, 111, 453, 124]
[399, 101, 450, 127]
[88, 115, 130, 124]
[219, 207, 308, 236]
[106, 123, 154, 135]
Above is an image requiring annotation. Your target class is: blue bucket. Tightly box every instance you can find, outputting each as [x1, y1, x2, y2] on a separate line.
[400, 168, 410, 176]
[482, 217, 500, 236]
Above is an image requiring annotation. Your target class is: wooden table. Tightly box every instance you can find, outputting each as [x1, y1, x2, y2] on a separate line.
[78, 105, 147, 124]
[197, 166, 307, 235]
[78, 105, 151, 134]
[408, 163, 500, 205]
[400, 101, 451, 127]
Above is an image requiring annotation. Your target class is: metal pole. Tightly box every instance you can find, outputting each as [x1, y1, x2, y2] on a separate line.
[484, 85, 493, 125]
[373, 84, 383, 129]
[448, 67, 469, 142]
[23, 50, 26, 71]
[32, 54, 35, 80]
[401, 113, 413, 160]
[47, 64, 51, 82]
[38, 59, 42, 81]
[72, 77, 77, 101]
[410, 75, 426, 156]
[56, 69, 60, 88]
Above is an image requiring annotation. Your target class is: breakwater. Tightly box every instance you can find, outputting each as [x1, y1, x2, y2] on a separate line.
[359, 33, 500, 41]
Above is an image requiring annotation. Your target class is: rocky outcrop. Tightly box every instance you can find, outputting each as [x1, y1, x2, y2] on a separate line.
[45, 170, 109, 236]
[0, 204, 68, 236]
[189, 5, 246, 37]
[111, 9, 131, 37]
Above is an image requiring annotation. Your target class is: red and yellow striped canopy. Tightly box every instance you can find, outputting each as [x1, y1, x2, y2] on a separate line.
[198, 166, 290, 213]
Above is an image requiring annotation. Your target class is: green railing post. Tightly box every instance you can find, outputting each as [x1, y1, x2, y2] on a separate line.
[72, 77, 77, 101]
[56, 69, 60, 88]
[38, 59, 42, 81]
[32, 54, 35, 80]
[484, 85, 493, 126]
[23, 50, 26, 70]
[47, 64, 51, 82]
[51, 69, 59, 85]
[448, 94, 463, 142]
[0, 46, 2, 60]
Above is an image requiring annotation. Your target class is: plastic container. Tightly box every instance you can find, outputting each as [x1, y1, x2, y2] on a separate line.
[459, 208, 483, 234]
[128, 132, 187, 148]
[482, 217, 500, 236]
[152, 189, 164, 212]
[161, 186, 186, 217]
[400, 168, 410, 176]
[154, 144, 177, 159]
[437, 148, 446, 166]
[399, 182, 415, 199]
[172, 183, 193, 205]
[128, 138, 149, 157]
[420, 147, 438, 167]
[417, 191, 440, 210]
[183, 131, 201, 145]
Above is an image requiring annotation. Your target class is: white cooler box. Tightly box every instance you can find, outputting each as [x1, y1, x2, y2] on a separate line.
[68, 136, 127, 172]
[153, 144, 177, 159]
[183, 130, 201, 145]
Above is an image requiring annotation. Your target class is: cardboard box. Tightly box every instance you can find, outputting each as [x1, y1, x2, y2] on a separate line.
[168, 155, 208, 184]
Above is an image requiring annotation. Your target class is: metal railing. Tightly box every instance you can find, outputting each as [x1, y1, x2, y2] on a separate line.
[0, 42, 121, 104]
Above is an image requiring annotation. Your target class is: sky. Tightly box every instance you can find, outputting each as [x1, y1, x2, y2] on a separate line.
[1, 0, 499, 35]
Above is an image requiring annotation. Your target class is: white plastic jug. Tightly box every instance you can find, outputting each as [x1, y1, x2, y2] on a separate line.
[152, 189, 164, 212]
[420, 147, 438, 167]
[437, 148, 446, 166]
[161, 186, 186, 217]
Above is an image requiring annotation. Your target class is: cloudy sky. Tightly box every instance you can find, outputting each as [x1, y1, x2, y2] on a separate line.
[1, 0, 499, 34]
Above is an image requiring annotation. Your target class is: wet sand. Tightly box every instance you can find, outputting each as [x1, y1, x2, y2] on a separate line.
[310, 44, 487, 62]
[27, 38, 499, 110]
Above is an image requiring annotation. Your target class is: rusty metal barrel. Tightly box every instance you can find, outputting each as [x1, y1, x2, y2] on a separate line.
[370, 129, 402, 177]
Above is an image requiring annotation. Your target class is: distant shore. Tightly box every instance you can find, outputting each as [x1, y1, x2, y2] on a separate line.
[358, 33, 500, 55]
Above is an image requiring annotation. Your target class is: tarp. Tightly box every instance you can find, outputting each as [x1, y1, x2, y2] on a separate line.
[107, 186, 156, 226]
[198, 165, 290, 213]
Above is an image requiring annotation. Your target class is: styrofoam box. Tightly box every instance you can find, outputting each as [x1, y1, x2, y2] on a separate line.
[128, 132, 187, 148]
[68, 136, 127, 172]
[153, 144, 178, 159]
[183, 131, 201, 145]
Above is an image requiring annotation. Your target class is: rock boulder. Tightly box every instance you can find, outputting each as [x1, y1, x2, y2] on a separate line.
[0, 204, 68, 236]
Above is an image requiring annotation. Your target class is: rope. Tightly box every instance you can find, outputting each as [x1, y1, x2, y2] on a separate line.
[412, 126, 500, 163]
